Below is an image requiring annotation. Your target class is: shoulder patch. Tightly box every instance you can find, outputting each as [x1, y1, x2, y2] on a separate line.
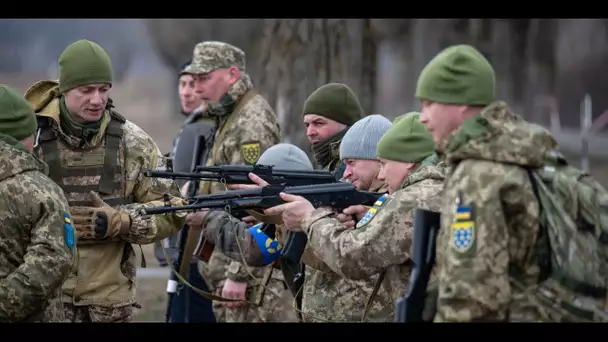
[63, 212, 75, 250]
[241, 142, 261, 165]
[449, 192, 476, 254]
[356, 194, 388, 229]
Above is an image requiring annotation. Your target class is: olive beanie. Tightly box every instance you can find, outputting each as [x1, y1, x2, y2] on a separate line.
[302, 83, 363, 126]
[59, 40, 114, 93]
[0, 84, 37, 140]
[415, 44, 496, 106]
[376, 112, 435, 163]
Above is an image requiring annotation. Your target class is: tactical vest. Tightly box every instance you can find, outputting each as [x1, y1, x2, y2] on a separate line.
[35, 111, 134, 208]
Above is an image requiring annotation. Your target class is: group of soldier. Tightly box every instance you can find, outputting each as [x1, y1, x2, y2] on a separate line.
[0, 36, 606, 323]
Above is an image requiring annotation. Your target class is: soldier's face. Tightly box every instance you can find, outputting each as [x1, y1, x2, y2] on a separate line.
[419, 100, 464, 146]
[342, 158, 380, 191]
[303, 115, 347, 145]
[377, 158, 415, 194]
[194, 67, 240, 103]
[179, 74, 204, 114]
[63, 83, 111, 123]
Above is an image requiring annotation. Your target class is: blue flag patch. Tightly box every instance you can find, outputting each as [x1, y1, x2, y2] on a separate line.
[63, 212, 75, 250]
[247, 223, 282, 265]
[450, 193, 476, 254]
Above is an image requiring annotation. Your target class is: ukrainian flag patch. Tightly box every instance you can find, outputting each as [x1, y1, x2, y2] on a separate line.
[449, 193, 476, 254]
[247, 223, 282, 265]
[63, 212, 75, 250]
[356, 194, 388, 229]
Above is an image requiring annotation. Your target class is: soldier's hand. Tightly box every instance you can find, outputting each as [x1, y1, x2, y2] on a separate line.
[186, 210, 208, 230]
[221, 279, 247, 308]
[180, 181, 191, 197]
[240, 215, 258, 227]
[71, 191, 131, 240]
[228, 172, 269, 190]
[264, 193, 315, 232]
[335, 213, 356, 229]
[342, 205, 368, 221]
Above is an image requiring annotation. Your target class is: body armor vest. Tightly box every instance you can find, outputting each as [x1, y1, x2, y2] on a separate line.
[35, 111, 134, 208]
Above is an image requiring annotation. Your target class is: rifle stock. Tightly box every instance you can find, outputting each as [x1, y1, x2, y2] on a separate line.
[394, 208, 441, 323]
[142, 182, 384, 263]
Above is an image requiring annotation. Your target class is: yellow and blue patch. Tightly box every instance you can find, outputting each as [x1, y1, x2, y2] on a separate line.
[247, 223, 282, 265]
[356, 194, 388, 229]
[63, 212, 75, 250]
[449, 197, 476, 254]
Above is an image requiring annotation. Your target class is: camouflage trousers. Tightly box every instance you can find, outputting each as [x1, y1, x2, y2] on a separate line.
[62, 303, 139, 323]
[212, 278, 300, 322]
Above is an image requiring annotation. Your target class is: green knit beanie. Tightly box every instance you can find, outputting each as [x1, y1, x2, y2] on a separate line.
[376, 112, 435, 163]
[415, 44, 496, 106]
[0, 84, 37, 140]
[58, 40, 114, 93]
[302, 83, 363, 126]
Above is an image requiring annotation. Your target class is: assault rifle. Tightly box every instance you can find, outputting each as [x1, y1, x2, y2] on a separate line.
[141, 182, 382, 216]
[140, 182, 384, 263]
[144, 164, 340, 187]
[394, 208, 441, 323]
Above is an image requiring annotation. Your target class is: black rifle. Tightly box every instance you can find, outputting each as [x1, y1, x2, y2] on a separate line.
[144, 164, 338, 187]
[140, 182, 383, 216]
[394, 208, 441, 323]
[165, 134, 208, 323]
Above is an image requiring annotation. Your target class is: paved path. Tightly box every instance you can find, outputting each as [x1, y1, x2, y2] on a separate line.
[137, 267, 170, 279]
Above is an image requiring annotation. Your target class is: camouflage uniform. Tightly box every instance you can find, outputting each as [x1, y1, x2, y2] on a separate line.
[24, 80, 185, 322]
[303, 158, 444, 320]
[434, 101, 584, 322]
[184, 42, 281, 322]
[415, 44, 596, 322]
[201, 215, 300, 322]
[0, 136, 76, 322]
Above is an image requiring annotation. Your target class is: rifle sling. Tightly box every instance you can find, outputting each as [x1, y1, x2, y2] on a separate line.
[179, 226, 201, 279]
[362, 269, 387, 321]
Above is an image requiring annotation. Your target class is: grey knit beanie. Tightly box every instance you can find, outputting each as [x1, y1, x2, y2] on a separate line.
[340, 114, 392, 160]
[258, 143, 313, 170]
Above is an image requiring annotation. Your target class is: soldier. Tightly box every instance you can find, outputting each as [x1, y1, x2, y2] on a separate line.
[154, 60, 216, 323]
[228, 114, 394, 322]
[154, 59, 208, 268]
[303, 83, 363, 173]
[266, 113, 444, 321]
[276, 83, 365, 321]
[415, 44, 583, 322]
[0, 84, 76, 323]
[189, 143, 310, 322]
[181, 41, 281, 322]
[23, 39, 186, 323]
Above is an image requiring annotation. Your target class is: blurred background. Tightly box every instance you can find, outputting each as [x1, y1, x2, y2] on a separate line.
[3, 18, 608, 321]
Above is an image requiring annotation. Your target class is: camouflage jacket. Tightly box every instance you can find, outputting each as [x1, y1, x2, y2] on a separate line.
[24, 80, 186, 307]
[0, 137, 75, 322]
[197, 75, 281, 290]
[436, 101, 558, 322]
[302, 160, 444, 322]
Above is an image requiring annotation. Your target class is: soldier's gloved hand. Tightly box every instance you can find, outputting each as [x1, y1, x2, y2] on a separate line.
[71, 191, 132, 239]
